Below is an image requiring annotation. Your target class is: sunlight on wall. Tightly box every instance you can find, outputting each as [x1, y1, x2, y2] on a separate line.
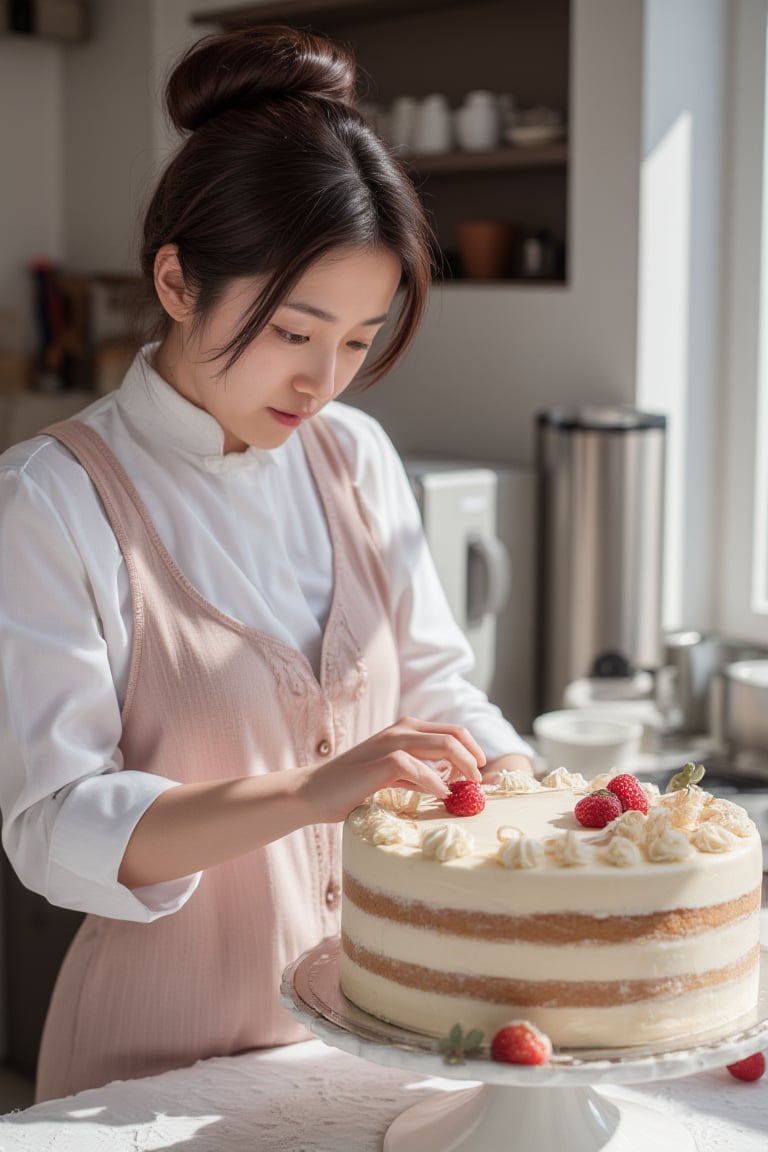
[752, 16, 768, 616]
[636, 111, 692, 632]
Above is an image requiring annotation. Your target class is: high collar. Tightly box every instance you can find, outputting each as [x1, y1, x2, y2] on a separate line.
[115, 344, 290, 473]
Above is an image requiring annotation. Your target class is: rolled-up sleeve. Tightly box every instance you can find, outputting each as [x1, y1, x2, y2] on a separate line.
[0, 458, 200, 920]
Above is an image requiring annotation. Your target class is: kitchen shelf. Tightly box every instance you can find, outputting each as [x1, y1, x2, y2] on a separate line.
[438, 277, 565, 288]
[190, 0, 571, 284]
[191, 0, 499, 31]
[408, 143, 568, 176]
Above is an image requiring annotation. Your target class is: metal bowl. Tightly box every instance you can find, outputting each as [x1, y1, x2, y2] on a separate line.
[722, 660, 768, 752]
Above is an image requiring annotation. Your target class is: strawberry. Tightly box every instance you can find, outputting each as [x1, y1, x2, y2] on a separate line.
[574, 789, 622, 828]
[606, 773, 649, 814]
[726, 1052, 766, 1081]
[444, 779, 486, 817]
[491, 1021, 552, 1065]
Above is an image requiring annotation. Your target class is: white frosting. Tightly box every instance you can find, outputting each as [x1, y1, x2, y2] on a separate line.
[544, 830, 593, 867]
[421, 824, 475, 861]
[540, 767, 589, 791]
[700, 800, 757, 838]
[342, 900, 759, 984]
[605, 809, 648, 844]
[350, 804, 419, 847]
[658, 788, 707, 830]
[496, 770, 543, 794]
[645, 806, 673, 835]
[603, 837, 643, 867]
[498, 834, 545, 870]
[497, 825, 523, 843]
[691, 823, 740, 853]
[372, 788, 423, 815]
[646, 826, 692, 863]
[588, 771, 619, 792]
[345, 789, 762, 913]
[339, 954, 761, 1047]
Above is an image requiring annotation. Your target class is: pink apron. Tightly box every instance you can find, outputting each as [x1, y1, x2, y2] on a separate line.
[35, 415, 400, 1100]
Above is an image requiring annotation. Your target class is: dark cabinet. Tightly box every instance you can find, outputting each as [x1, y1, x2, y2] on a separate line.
[192, 0, 571, 283]
[2, 855, 83, 1078]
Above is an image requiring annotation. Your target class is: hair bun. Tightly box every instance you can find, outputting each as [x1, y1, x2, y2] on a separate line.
[166, 25, 358, 133]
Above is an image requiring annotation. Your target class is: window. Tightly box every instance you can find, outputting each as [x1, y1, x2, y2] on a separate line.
[719, 0, 768, 644]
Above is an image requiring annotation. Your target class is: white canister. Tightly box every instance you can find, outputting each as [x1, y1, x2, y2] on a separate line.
[388, 95, 418, 153]
[413, 93, 452, 154]
[455, 89, 500, 151]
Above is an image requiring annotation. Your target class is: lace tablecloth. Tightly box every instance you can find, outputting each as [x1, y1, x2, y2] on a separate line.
[0, 1038, 766, 1151]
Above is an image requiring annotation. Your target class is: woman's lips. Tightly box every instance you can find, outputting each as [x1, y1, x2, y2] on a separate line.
[269, 408, 306, 427]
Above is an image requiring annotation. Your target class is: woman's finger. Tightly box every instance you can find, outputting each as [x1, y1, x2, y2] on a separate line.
[395, 717, 486, 769]
[383, 752, 451, 799]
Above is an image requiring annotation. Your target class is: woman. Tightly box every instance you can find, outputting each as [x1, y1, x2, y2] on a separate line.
[0, 25, 533, 1101]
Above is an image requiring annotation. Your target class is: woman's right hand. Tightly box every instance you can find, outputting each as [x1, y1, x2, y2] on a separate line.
[119, 717, 485, 889]
[298, 716, 485, 824]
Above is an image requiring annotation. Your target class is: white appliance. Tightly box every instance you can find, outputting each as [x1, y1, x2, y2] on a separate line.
[405, 459, 538, 731]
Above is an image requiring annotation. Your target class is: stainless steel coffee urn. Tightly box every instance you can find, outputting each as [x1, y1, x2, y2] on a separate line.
[536, 406, 667, 713]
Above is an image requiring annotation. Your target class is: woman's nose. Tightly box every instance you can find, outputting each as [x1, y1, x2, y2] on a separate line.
[293, 353, 337, 399]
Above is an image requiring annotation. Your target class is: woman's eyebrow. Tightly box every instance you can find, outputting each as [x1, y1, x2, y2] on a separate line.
[283, 301, 389, 325]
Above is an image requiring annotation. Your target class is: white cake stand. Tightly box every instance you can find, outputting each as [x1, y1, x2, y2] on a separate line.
[281, 938, 768, 1152]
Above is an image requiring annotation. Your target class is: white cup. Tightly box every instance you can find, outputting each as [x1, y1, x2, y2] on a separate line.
[413, 93, 452, 154]
[389, 95, 418, 153]
[532, 709, 643, 780]
[455, 89, 500, 151]
[357, 101, 389, 141]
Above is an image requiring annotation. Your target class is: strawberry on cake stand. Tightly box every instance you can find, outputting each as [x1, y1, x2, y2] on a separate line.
[281, 937, 768, 1152]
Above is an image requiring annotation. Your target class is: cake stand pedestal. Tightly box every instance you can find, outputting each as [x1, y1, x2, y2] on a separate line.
[281, 939, 768, 1152]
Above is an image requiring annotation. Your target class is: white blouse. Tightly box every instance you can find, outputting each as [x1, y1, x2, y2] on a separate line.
[0, 348, 531, 922]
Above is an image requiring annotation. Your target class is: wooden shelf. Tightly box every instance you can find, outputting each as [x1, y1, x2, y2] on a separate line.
[192, 0, 496, 31]
[190, 0, 571, 282]
[407, 143, 568, 176]
[438, 277, 566, 288]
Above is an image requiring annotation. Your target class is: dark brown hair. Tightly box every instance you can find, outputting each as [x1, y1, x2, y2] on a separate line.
[140, 25, 435, 386]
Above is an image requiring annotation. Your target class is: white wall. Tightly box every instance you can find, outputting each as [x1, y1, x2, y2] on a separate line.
[346, 0, 645, 468]
[0, 39, 61, 353]
[150, 0, 248, 154]
[636, 0, 727, 634]
[60, 0, 154, 272]
[718, 0, 768, 646]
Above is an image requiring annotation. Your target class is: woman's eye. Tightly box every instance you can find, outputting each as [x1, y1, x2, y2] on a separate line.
[272, 326, 308, 345]
[348, 340, 371, 352]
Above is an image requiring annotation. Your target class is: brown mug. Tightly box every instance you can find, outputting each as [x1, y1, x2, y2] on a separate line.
[457, 220, 514, 280]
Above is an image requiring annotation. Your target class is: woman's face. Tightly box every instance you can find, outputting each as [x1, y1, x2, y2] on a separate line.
[156, 246, 402, 453]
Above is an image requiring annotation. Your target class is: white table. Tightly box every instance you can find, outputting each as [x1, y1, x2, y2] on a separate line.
[0, 1035, 766, 1151]
[3, 910, 767, 1151]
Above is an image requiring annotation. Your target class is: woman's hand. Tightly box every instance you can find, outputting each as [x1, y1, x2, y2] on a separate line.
[299, 715, 485, 824]
[119, 717, 485, 889]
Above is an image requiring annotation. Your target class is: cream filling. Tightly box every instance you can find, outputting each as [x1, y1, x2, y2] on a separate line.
[342, 826, 763, 916]
[341, 900, 761, 983]
[339, 954, 760, 1047]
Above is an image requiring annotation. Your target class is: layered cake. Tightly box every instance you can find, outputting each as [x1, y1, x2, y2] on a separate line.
[340, 769, 763, 1048]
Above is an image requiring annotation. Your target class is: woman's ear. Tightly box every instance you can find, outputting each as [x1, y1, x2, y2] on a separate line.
[154, 244, 192, 321]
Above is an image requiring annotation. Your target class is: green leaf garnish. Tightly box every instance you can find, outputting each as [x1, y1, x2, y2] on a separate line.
[666, 762, 706, 793]
[437, 1023, 485, 1064]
